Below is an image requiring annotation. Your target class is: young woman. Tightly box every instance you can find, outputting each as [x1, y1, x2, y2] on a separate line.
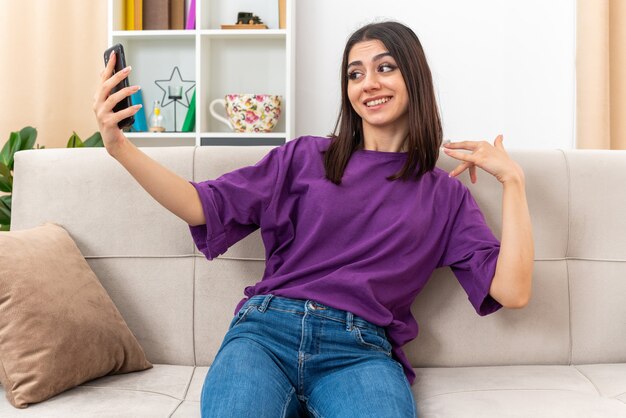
[94, 21, 533, 418]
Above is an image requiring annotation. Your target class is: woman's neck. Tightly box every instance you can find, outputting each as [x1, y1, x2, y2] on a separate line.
[360, 124, 409, 153]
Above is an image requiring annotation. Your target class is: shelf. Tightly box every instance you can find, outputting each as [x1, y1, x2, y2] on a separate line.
[112, 30, 196, 40]
[125, 132, 285, 147]
[126, 132, 196, 139]
[201, 136, 285, 146]
[201, 132, 286, 138]
[199, 29, 286, 39]
[126, 134, 196, 148]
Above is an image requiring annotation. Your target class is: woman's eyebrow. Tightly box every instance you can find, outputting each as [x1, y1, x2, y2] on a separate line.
[347, 52, 392, 69]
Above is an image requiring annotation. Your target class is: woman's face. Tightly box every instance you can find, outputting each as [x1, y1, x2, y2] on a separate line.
[346, 39, 409, 133]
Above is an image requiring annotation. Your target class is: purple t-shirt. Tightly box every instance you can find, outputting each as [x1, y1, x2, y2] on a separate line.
[190, 135, 502, 385]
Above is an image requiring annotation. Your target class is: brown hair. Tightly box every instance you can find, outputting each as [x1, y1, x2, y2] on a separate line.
[324, 21, 443, 184]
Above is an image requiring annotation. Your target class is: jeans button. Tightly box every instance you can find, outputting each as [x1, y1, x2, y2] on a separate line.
[308, 301, 316, 310]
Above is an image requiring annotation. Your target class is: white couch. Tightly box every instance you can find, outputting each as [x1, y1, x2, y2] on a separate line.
[3, 146, 626, 417]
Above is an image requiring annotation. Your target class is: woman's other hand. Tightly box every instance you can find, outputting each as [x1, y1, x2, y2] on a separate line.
[443, 135, 524, 185]
[92, 50, 142, 158]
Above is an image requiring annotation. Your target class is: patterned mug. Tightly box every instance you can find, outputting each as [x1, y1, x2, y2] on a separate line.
[209, 94, 282, 133]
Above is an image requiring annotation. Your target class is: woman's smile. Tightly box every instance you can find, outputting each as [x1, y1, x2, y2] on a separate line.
[364, 96, 393, 108]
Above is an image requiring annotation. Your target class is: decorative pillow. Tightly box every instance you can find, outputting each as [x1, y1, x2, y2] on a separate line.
[0, 223, 152, 408]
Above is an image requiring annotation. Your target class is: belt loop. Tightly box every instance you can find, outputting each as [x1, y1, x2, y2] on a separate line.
[259, 294, 274, 312]
[346, 311, 354, 331]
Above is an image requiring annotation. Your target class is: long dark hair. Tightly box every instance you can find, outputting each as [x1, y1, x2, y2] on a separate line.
[324, 21, 443, 184]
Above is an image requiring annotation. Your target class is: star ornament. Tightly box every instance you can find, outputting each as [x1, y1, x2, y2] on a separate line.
[154, 66, 196, 108]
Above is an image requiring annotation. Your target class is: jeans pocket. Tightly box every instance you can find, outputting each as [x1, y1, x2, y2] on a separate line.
[231, 305, 255, 328]
[352, 326, 392, 356]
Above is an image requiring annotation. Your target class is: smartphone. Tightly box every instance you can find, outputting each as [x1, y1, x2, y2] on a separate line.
[103, 43, 135, 129]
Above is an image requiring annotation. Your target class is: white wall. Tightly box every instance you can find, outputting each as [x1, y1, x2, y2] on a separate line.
[296, 0, 576, 149]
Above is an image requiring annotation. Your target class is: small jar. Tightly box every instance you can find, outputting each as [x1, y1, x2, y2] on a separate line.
[149, 100, 165, 133]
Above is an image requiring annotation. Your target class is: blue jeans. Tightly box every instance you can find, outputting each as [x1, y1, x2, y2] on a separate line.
[201, 294, 417, 417]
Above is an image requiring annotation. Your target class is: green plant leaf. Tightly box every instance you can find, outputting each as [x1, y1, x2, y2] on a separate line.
[0, 197, 10, 226]
[0, 162, 10, 178]
[0, 175, 11, 192]
[66, 132, 84, 148]
[83, 131, 104, 147]
[0, 180, 10, 193]
[0, 162, 11, 193]
[0, 131, 23, 171]
[0, 194, 11, 209]
[19, 126, 37, 150]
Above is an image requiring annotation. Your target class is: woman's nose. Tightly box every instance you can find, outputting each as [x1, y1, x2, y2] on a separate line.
[362, 73, 381, 91]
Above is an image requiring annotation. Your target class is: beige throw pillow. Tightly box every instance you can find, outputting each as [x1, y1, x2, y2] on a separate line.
[0, 223, 152, 408]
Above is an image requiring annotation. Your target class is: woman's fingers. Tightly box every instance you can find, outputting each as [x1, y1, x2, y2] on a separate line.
[442, 147, 475, 163]
[494, 134, 504, 149]
[94, 52, 116, 106]
[99, 65, 132, 104]
[104, 84, 140, 113]
[443, 140, 480, 151]
[95, 65, 134, 113]
[98, 103, 142, 131]
[101, 50, 116, 82]
[112, 104, 143, 125]
[449, 161, 473, 178]
[444, 135, 505, 182]
[469, 164, 477, 183]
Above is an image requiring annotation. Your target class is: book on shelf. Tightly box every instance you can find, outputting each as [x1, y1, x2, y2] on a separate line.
[279, 0, 286, 29]
[185, 0, 196, 30]
[130, 90, 148, 132]
[125, 0, 143, 30]
[181, 89, 196, 132]
[143, 0, 169, 30]
[125, 0, 134, 30]
[170, 0, 185, 30]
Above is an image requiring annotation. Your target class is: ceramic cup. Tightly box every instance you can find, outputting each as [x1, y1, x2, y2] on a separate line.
[209, 94, 282, 133]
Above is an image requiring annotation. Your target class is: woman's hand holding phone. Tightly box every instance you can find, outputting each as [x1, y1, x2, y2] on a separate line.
[93, 48, 142, 158]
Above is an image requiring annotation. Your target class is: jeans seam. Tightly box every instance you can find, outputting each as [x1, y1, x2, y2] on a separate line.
[298, 309, 308, 396]
[353, 327, 392, 356]
[306, 401, 323, 418]
[243, 303, 304, 316]
[262, 306, 304, 315]
[280, 386, 296, 418]
[233, 305, 254, 327]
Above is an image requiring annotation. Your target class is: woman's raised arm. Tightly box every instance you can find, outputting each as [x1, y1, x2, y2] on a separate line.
[93, 50, 205, 226]
[443, 135, 534, 308]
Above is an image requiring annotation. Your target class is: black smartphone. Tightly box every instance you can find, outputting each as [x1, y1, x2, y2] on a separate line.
[103, 43, 135, 129]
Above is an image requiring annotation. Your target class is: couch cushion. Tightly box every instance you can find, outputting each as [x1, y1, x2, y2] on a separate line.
[0, 365, 194, 417]
[0, 223, 151, 408]
[566, 150, 626, 260]
[86, 257, 196, 366]
[413, 364, 626, 417]
[4, 364, 624, 417]
[569, 260, 626, 365]
[169, 366, 208, 417]
[408, 261, 571, 367]
[11, 148, 195, 257]
[194, 257, 264, 366]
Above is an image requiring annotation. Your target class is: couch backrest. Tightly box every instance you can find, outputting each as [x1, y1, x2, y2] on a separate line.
[11, 146, 626, 368]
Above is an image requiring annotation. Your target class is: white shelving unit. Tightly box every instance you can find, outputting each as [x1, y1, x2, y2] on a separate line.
[107, 0, 295, 147]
